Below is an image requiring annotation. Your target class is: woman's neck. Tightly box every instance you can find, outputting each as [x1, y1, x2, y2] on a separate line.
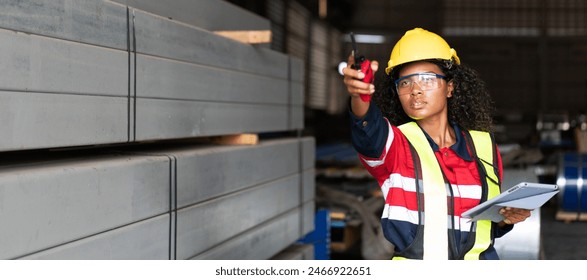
[417, 118, 456, 149]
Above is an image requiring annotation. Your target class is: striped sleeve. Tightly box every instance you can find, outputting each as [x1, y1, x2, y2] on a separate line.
[349, 102, 390, 159]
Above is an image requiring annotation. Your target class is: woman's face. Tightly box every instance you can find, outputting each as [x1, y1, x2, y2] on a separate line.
[396, 61, 454, 121]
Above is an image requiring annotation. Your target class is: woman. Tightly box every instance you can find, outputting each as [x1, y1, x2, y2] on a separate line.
[342, 28, 531, 260]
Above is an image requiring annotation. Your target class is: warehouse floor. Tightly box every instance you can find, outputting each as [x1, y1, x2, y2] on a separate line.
[540, 201, 587, 260]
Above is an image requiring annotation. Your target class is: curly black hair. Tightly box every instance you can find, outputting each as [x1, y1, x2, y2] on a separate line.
[373, 59, 495, 132]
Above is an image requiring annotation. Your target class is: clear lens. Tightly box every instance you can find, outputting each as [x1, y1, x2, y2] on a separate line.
[395, 73, 446, 95]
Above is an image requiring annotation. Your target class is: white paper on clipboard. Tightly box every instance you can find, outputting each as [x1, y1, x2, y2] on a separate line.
[462, 182, 559, 222]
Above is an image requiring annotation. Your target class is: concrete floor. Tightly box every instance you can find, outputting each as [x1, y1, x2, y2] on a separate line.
[540, 201, 587, 260]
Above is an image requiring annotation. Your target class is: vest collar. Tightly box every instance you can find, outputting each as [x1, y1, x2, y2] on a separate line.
[419, 122, 473, 161]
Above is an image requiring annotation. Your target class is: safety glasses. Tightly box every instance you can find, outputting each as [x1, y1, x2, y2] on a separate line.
[394, 73, 447, 95]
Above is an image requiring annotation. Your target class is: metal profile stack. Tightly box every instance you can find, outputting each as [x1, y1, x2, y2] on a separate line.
[0, 0, 313, 260]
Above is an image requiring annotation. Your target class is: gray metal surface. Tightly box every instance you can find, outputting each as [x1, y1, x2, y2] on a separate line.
[173, 138, 311, 208]
[0, 0, 128, 49]
[290, 57, 305, 84]
[0, 1, 304, 152]
[133, 10, 288, 79]
[136, 54, 289, 104]
[126, 138, 314, 208]
[0, 91, 128, 151]
[0, 0, 313, 261]
[128, 137, 315, 260]
[19, 214, 171, 260]
[112, 0, 270, 32]
[302, 169, 316, 203]
[290, 103, 305, 130]
[0, 29, 128, 96]
[175, 174, 301, 259]
[1, 137, 314, 260]
[0, 27, 129, 151]
[134, 99, 290, 140]
[301, 137, 316, 169]
[0, 154, 171, 259]
[289, 58, 305, 129]
[191, 210, 302, 260]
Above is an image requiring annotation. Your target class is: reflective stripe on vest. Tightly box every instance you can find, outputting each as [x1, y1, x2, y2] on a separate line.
[399, 122, 448, 260]
[398, 122, 500, 260]
[464, 130, 500, 260]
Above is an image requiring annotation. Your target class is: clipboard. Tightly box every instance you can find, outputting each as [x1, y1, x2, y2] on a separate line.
[462, 182, 559, 222]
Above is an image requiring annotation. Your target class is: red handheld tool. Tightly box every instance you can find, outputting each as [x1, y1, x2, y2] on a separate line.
[350, 32, 374, 102]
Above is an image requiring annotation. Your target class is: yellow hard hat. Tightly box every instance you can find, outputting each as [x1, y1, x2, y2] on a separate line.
[385, 28, 460, 75]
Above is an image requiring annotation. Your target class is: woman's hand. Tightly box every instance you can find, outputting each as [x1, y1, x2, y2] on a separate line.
[499, 207, 531, 226]
[342, 53, 378, 118]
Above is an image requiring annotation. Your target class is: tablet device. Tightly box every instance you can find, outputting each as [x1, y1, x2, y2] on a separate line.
[462, 182, 559, 222]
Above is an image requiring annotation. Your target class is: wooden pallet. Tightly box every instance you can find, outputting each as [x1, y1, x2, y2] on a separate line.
[186, 133, 259, 145]
[209, 134, 259, 145]
[330, 224, 360, 252]
[555, 210, 587, 223]
[214, 30, 272, 44]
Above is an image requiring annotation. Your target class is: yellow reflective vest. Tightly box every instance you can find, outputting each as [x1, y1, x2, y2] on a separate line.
[394, 122, 501, 260]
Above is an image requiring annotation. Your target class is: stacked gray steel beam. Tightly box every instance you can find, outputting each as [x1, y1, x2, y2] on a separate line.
[0, 0, 303, 151]
[0, 1, 129, 151]
[0, 0, 313, 260]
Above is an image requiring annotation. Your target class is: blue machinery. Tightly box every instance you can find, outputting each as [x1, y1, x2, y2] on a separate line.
[297, 209, 330, 260]
[557, 152, 587, 215]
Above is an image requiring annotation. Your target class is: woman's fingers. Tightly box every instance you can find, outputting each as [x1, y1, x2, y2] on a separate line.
[500, 207, 532, 224]
[342, 54, 377, 98]
[344, 76, 374, 95]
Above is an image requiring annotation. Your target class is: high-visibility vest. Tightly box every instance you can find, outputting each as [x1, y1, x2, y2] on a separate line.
[394, 122, 501, 260]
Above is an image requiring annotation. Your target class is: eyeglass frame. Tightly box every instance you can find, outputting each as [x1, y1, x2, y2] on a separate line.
[393, 72, 447, 95]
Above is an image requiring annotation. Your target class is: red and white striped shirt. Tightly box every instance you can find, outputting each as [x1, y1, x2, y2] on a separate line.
[349, 103, 511, 259]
